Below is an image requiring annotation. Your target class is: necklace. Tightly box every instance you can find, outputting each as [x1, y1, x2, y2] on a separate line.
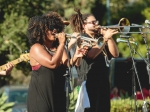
[43, 45, 56, 55]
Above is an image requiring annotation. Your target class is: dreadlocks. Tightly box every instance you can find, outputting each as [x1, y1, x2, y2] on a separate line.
[82, 13, 94, 22]
[69, 8, 84, 33]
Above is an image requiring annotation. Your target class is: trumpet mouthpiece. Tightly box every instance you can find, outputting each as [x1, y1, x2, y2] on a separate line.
[95, 25, 100, 29]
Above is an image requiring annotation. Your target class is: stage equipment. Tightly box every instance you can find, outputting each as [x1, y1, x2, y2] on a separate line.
[139, 22, 150, 112]
[116, 36, 150, 112]
[123, 38, 145, 112]
[145, 20, 150, 25]
[116, 38, 137, 45]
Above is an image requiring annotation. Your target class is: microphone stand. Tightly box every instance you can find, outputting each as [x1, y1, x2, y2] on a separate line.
[141, 32, 150, 94]
[133, 49, 150, 112]
[141, 32, 150, 112]
[64, 41, 73, 112]
[125, 35, 150, 112]
[126, 38, 145, 112]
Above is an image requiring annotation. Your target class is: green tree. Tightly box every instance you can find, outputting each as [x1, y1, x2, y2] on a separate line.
[0, 0, 149, 85]
[100, 0, 150, 58]
[0, 0, 95, 85]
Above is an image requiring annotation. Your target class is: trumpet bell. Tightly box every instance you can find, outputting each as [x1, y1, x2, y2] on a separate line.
[100, 18, 131, 34]
[97, 37, 103, 46]
[118, 18, 130, 33]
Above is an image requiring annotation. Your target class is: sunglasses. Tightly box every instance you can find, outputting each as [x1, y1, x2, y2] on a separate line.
[86, 20, 99, 25]
[49, 25, 62, 33]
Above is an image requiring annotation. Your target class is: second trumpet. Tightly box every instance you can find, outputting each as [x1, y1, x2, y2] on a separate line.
[66, 34, 103, 48]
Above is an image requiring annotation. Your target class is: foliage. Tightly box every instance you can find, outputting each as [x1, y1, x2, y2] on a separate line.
[100, 0, 150, 59]
[0, 92, 15, 112]
[111, 98, 150, 112]
[0, 0, 150, 85]
[68, 86, 80, 112]
[68, 86, 150, 112]
[0, 0, 67, 85]
[0, 13, 29, 57]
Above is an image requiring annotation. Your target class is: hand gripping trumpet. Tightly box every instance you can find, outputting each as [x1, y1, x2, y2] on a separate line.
[66, 34, 103, 48]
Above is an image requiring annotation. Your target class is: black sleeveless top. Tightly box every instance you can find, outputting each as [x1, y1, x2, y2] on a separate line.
[76, 33, 111, 84]
[76, 33, 112, 112]
[27, 46, 67, 112]
[27, 65, 67, 112]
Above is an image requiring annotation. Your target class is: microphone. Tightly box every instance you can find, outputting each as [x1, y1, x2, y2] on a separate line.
[116, 38, 137, 45]
[120, 35, 131, 38]
[145, 20, 150, 25]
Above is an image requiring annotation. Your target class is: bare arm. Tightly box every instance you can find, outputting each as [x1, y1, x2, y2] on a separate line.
[68, 38, 77, 51]
[68, 32, 80, 51]
[74, 57, 82, 66]
[107, 38, 119, 57]
[30, 43, 65, 69]
[87, 41, 107, 59]
[87, 29, 119, 59]
[61, 47, 84, 67]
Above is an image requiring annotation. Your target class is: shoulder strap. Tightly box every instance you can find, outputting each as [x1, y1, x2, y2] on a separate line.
[43, 45, 56, 55]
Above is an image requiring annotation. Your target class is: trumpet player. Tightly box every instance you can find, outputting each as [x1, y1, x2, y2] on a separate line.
[69, 8, 119, 112]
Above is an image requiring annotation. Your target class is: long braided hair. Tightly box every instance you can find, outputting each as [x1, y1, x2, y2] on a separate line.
[69, 8, 84, 33]
[70, 9, 100, 37]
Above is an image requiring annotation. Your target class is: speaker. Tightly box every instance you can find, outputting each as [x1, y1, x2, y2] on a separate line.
[109, 58, 149, 96]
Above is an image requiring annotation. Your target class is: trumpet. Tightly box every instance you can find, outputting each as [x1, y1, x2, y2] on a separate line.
[99, 18, 150, 34]
[66, 34, 103, 48]
[100, 18, 130, 33]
